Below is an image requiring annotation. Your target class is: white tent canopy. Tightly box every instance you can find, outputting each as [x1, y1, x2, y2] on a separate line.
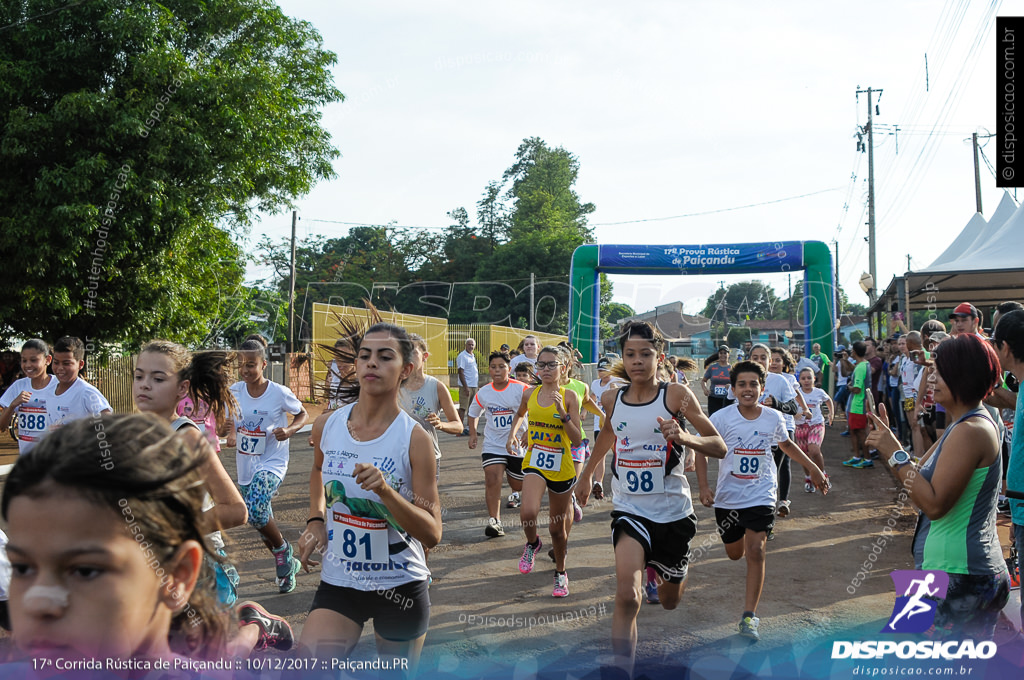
[868, 191, 1024, 314]
[903, 191, 1024, 309]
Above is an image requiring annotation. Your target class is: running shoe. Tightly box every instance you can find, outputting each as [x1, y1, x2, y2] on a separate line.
[868, 449, 880, 460]
[552, 571, 569, 598]
[572, 494, 583, 522]
[461, 427, 469, 436]
[237, 601, 294, 651]
[840, 430, 851, 437]
[591, 481, 604, 500]
[507, 492, 521, 508]
[852, 458, 874, 469]
[738, 615, 760, 640]
[766, 528, 775, 541]
[273, 541, 301, 594]
[485, 517, 505, 538]
[645, 579, 660, 604]
[519, 538, 542, 574]
[776, 500, 791, 518]
[547, 546, 568, 562]
[804, 477, 814, 493]
[842, 457, 862, 467]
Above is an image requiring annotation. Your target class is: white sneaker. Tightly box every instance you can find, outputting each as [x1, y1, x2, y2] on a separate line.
[776, 499, 791, 517]
[804, 477, 814, 493]
[507, 492, 521, 508]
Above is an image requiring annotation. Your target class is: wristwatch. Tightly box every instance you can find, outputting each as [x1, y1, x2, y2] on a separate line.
[558, 413, 571, 423]
[887, 449, 912, 468]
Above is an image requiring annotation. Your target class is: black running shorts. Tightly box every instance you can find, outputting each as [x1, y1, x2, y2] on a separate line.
[611, 511, 697, 583]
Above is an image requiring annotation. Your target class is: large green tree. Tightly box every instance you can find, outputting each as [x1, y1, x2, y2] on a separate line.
[0, 0, 342, 348]
[475, 137, 596, 332]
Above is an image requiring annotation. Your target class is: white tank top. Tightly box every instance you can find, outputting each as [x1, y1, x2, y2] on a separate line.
[319, 402, 430, 589]
[609, 383, 694, 523]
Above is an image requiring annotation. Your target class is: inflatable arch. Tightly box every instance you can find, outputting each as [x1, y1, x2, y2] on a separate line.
[569, 241, 836, 362]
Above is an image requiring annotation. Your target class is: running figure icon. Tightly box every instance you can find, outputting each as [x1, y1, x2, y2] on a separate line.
[887, 573, 940, 631]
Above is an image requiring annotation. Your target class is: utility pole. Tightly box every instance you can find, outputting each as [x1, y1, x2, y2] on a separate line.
[529, 272, 535, 331]
[857, 87, 881, 303]
[288, 210, 297, 354]
[972, 132, 983, 214]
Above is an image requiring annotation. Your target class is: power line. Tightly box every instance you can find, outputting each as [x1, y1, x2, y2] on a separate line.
[0, 0, 88, 33]
[299, 187, 843, 232]
[590, 187, 842, 226]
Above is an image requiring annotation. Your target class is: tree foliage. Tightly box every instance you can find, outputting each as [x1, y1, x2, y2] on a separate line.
[262, 137, 596, 335]
[701, 281, 780, 324]
[0, 0, 342, 348]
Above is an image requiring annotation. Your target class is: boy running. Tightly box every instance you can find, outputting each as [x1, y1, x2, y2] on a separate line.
[697, 360, 829, 640]
[578, 321, 726, 677]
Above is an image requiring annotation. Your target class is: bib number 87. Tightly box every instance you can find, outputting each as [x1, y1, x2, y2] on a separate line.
[239, 437, 260, 454]
[341, 529, 373, 560]
[625, 469, 655, 493]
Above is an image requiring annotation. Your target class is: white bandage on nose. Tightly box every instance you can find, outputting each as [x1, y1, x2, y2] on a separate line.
[24, 585, 70, 609]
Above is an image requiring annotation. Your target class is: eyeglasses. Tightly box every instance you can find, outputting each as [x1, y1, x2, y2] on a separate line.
[535, 361, 561, 369]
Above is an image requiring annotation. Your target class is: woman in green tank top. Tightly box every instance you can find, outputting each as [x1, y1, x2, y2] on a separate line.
[867, 334, 1009, 639]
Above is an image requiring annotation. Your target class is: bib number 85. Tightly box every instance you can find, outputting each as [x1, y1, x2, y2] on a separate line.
[625, 469, 655, 493]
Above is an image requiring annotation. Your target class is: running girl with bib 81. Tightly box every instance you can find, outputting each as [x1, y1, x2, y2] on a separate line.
[299, 322, 441, 672]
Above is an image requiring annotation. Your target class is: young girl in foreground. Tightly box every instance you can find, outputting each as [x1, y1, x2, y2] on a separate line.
[2, 415, 233, 666]
[577, 321, 726, 679]
[299, 322, 441, 672]
[133, 341, 293, 652]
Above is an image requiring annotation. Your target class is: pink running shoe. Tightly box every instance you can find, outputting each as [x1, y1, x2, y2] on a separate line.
[552, 571, 569, 598]
[572, 495, 583, 522]
[519, 538, 542, 574]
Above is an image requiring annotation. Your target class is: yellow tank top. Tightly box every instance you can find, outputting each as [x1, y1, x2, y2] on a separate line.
[524, 386, 575, 481]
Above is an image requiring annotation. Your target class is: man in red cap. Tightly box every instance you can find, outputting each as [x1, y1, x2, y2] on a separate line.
[949, 302, 984, 338]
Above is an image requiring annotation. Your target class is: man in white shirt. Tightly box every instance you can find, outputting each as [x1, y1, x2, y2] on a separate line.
[457, 338, 480, 435]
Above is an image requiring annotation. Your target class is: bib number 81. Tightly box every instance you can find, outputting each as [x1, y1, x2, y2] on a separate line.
[341, 529, 373, 560]
[625, 469, 655, 493]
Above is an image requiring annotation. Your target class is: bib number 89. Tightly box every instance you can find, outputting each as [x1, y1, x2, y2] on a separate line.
[625, 469, 655, 493]
[738, 456, 760, 474]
